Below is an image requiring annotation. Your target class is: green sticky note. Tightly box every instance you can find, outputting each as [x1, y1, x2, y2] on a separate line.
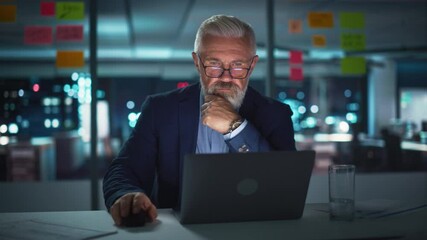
[341, 33, 365, 51]
[56, 2, 84, 20]
[341, 57, 366, 74]
[340, 12, 365, 29]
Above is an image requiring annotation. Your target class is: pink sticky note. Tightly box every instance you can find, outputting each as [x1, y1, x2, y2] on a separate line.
[290, 67, 304, 81]
[56, 25, 83, 42]
[289, 51, 303, 65]
[177, 82, 189, 89]
[24, 26, 53, 45]
[41, 2, 55, 16]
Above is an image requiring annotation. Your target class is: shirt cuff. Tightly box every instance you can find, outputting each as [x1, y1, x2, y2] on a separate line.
[223, 119, 248, 140]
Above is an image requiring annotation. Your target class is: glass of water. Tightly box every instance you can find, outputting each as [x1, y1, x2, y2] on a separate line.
[328, 164, 355, 221]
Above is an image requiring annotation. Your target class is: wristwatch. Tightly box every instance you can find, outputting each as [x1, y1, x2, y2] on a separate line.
[225, 118, 244, 135]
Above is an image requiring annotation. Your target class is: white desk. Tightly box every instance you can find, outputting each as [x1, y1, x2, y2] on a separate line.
[1, 204, 426, 240]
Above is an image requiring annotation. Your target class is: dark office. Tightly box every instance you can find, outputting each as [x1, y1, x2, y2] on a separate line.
[0, 0, 426, 239]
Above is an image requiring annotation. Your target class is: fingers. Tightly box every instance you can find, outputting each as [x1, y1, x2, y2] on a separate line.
[202, 94, 240, 133]
[110, 192, 158, 226]
[110, 202, 122, 226]
[132, 193, 158, 221]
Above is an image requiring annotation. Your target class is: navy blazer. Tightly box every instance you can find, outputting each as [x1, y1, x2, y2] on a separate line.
[103, 83, 296, 209]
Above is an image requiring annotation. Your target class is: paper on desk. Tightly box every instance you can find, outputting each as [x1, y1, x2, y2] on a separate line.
[0, 219, 117, 240]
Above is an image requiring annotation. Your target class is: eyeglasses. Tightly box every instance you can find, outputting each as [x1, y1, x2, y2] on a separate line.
[197, 54, 255, 79]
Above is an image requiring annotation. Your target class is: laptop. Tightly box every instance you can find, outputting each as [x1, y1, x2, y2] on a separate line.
[176, 150, 315, 224]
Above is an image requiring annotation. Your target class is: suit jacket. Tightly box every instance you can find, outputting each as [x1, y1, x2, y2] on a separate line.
[103, 83, 296, 209]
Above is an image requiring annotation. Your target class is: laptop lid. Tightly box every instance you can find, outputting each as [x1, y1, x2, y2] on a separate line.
[177, 150, 315, 224]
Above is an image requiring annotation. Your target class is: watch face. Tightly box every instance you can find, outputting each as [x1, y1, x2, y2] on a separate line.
[226, 118, 244, 134]
[231, 119, 243, 131]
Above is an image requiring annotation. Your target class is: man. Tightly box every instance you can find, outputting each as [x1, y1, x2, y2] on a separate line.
[103, 14, 296, 226]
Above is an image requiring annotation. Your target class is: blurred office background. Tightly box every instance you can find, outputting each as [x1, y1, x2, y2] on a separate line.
[0, 0, 426, 212]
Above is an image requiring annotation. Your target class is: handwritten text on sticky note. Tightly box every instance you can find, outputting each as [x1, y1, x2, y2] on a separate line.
[56, 25, 83, 42]
[288, 19, 303, 34]
[341, 33, 366, 51]
[312, 35, 326, 47]
[24, 26, 53, 45]
[56, 2, 84, 20]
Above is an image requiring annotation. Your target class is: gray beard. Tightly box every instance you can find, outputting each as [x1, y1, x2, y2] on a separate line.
[200, 80, 247, 109]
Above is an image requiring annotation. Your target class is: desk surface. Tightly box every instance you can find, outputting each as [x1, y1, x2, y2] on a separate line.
[1, 204, 426, 240]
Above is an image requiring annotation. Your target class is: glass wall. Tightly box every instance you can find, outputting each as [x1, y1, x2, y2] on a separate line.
[0, 0, 426, 211]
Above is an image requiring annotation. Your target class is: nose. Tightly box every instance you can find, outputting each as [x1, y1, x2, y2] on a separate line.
[220, 69, 233, 81]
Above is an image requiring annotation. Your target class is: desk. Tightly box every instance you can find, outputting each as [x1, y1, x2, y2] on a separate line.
[1, 204, 426, 240]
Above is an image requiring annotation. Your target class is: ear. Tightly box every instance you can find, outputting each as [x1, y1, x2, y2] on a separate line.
[248, 55, 259, 75]
[192, 52, 199, 68]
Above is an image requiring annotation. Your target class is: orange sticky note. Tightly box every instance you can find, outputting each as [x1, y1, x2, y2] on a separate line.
[56, 50, 84, 68]
[312, 35, 326, 47]
[288, 19, 302, 34]
[0, 5, 17, 22]
[308, 12, 334, 28]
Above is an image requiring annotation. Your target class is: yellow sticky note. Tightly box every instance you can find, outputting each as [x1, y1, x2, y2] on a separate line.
[312, 35, 326, 47]
[341, 33, 366, 51]
[56, 2, 84, 20]
[341, 57, 366, 74]
[0, 5, 17, 22]
[56, 50, 84, 68]
[308, 12, 334, 28]
[340, 12, 365, 29]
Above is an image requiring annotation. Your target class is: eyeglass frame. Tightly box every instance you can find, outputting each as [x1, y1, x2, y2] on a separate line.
[197, 53, 256, 79]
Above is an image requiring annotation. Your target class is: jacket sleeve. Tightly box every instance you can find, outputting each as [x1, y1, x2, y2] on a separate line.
[103, 96, 158, 210]
[226, 101, 296, 152]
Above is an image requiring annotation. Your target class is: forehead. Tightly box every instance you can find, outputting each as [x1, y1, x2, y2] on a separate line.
[199, 34, 254, 60]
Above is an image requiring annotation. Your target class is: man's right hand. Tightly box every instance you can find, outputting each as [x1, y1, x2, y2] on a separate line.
[109, 192, 158, 226]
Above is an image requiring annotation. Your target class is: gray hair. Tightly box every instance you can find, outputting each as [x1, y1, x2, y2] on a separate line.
[194, 15, 256, 55]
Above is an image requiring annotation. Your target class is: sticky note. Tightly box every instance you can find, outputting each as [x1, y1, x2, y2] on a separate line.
[41, 2, 55, 16]
[24, 26, 53, 45]
[0, 5, 16, 22]
[56, 2, 84, 20]
[340, 12, 365, 29]
[288, 19, 302, 34]
[177, 82, 189, 89]
[341, 33, 366, 51]
[290, 67, 304, 81]
[56, 50, 84, 68]
[56, 25, 83, 42]
[289, 51, 303, 65]
[312, 35, 326, 47]
[308, 12, 334, 28]
[341, 57, 366, 74]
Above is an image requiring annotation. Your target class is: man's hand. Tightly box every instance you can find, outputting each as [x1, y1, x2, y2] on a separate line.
[201, 94, 241, 134]
[109, 192, 158, 226]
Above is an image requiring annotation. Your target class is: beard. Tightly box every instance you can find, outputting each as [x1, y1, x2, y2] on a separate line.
[201, 80, 247, 109]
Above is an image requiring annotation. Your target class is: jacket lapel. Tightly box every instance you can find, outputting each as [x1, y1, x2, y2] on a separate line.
[178, 83, 200, 160]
